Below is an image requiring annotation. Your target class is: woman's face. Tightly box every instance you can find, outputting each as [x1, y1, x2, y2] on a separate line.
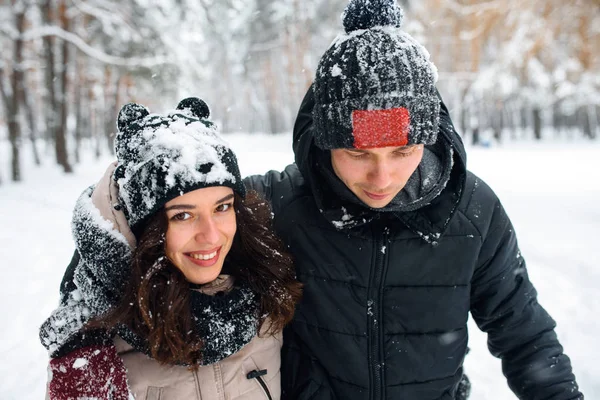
[164, 186, 237, 285]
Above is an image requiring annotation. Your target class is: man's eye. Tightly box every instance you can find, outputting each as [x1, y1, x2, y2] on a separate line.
[347, 151, 367, 158]
[393, 147, 416, 158]
[216, 203, 233, 213]
[171, 212, 191, 221]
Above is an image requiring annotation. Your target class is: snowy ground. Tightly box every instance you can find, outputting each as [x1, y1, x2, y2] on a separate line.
[1, 134, 598, 399]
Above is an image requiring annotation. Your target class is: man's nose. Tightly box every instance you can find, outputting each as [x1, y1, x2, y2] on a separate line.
[367, 161, 394, 189]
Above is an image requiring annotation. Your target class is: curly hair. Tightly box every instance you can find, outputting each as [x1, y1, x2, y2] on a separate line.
[92, 189, 301, 367]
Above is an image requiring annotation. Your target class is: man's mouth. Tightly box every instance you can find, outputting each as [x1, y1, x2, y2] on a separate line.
[363, 190, 390, 200]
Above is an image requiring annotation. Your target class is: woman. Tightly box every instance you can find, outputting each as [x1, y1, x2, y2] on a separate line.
[39, 97, 301, 399]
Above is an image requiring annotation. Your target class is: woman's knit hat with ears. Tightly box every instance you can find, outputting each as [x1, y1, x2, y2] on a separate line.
[113, 97, 245, 231]
[313, 0, 440, 150]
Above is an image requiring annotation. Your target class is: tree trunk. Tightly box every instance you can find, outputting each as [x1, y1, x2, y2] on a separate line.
[0, 65, 20, 182]
[520, 107, 528, 135]
[578, 106, 592, 139]
[471, 127, 480, 146]
[591, 105, 599, 140]
[492, 103, 504, 143]
[0, 67, 8, 185]
[73, 53, 83, 164]
[551, 102, 561, 138]
[585, 105, 597, 140]
[88, 85, 101, 159]
[103, 66, 120, 155]
[265, 57, 279, 134]
[4, 3, 27, 182]
[533, 107, 542, 140]
[40, 0, 58, 147]
[459, 107, 467, 141]
[22, 84, 41, 166]
[111, 73, 124, 151]
[506, 102, 517, 140]
[221, 46, 233, 133]
[56, 0, 72, 172]
[511, 106, 521, 140]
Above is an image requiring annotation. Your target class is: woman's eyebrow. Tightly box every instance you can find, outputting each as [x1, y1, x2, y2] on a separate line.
[165, 194, 234, 211]
[164, 204, 195, 212]
[215, 194, 234, 205]
[165, 193, 234, 211]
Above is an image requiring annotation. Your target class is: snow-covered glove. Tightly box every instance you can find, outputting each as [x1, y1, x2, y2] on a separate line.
[47, 344, 131, 400]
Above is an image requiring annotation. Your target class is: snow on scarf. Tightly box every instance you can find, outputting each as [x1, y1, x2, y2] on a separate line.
[117, 282, 260, 366]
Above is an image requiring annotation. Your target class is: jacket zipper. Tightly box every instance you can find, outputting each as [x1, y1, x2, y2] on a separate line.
[368, 226, 389, 400]
[247, 369, 272, 400]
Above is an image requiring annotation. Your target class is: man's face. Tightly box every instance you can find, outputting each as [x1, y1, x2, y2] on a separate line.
[330, 145, 425, 208]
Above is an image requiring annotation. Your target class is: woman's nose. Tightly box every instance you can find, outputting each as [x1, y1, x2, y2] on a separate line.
[194, 217, 220, 244]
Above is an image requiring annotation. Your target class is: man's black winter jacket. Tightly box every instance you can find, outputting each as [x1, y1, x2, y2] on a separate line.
[246, 87, 582, 400]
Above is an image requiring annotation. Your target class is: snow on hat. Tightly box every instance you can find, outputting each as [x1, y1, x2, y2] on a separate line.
[313, 0, 440, 149]
[113, 97, 245, 231]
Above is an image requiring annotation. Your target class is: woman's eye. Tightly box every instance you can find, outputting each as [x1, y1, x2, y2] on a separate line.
[216, 203, 233, 213]
[171, 212, 191, 221]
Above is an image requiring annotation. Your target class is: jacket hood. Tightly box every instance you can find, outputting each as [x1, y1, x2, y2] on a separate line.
[292, 85, 467, 244]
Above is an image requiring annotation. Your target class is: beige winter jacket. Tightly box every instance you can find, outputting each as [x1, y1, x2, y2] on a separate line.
[115, 329, 281, 400]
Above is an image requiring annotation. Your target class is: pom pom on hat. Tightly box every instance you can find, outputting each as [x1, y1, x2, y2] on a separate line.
[116, 103, 149, 132]
[177, 97, 211, 119]
[342, 0, 404, 33]
[115, 103, 150, 163]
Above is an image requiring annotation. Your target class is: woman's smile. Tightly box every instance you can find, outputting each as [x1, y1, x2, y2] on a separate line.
[185, 247, 222, 267]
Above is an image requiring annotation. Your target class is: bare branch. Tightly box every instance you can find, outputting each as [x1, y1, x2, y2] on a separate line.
[458, 22, 488, 41]
[70, 0, 139, 39]
[20, 25, 173, 68]
[0, 65, 12, 114]
[0, 22, 19, 40]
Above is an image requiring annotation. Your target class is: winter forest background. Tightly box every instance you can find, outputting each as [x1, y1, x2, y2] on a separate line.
[1, 0, 599, 183]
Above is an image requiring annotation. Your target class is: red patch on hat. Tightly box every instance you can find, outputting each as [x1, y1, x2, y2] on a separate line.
[351, 107, 410, 149]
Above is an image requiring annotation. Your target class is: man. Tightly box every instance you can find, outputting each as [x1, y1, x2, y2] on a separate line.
[246, 0, 582, 398]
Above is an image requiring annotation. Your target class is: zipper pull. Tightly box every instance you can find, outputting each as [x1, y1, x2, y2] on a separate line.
[247, 369, 268, 379]
[247, 369, 273, 400]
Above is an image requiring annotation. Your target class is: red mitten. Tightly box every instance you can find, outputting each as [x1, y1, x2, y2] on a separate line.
[48, 344, 130, 400]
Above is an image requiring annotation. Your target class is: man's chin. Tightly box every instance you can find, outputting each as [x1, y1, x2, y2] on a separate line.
[359, 195, 394, 209]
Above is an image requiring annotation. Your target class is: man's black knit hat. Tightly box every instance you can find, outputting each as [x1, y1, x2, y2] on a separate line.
[313, 0, 440, 149]
[113, 97, 245, 231]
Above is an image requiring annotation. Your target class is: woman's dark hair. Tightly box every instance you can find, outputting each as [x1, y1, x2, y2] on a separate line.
[91, 189, 301, 367]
